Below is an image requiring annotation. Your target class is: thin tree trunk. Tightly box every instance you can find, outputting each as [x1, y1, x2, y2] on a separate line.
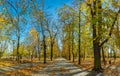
[38, 50, 40, 61]
[72, 51, 75, 62]
[102, 47, 106, 65]
[12, 41, 14, 60]
[43, 35, 46, 64]
[78, 9, 81, 64]
[68, 45, 71, 60]
[83, 48, 85, 60]
[37, 35, 40, 61]
[50, 42, 53, 61]
[113, 49, 116, 64]
[68, 25, 71, 60]
[72, 25, 74, 62]
[16, 36, 20, 63]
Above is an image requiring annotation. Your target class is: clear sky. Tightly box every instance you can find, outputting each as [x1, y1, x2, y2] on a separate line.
[21, 0, 72, 39]
[44, 0, 72, 18]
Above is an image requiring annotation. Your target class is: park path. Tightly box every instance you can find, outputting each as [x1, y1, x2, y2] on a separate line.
[33, 58, 94, 76]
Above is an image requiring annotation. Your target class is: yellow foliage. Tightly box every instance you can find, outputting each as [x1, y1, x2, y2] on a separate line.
[0, 17, 5, 22]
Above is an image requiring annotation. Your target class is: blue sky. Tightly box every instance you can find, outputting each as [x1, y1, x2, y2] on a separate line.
[44, 0, 72, 18]
[44, 0, 71, 8]
[21, 0, 72, 38]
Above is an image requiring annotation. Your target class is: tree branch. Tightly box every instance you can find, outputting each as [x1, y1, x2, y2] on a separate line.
[99, 9, 120, 47]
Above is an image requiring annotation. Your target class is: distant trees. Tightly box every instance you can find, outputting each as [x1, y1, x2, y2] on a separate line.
[25, 27, 39, 61]
[58, 4, 73, 60]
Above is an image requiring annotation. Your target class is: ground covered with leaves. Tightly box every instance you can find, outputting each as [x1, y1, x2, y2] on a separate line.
[72, 58, 120, 76]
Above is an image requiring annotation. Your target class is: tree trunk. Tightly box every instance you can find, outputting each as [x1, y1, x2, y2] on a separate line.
[113, 49, 116, 64]
[68, 25, 71, 60]
[83, 48, 85, 60]
[37, 35, 40, 61]
[50, 42, 53, 61]
[72, 51, 75, 62]
[93, 41, 102, 71]
[38, 50, 40, 61]
[12, 41, 14, 61]
[43, 35, 46, 64]
[101, 47, 106, 65]
[90, 0, 102, 71]
[78, 9, 81, 64]
[72, 24, 74, 62]
[68, 46, 71, 60]
[16, 36, 20, 63]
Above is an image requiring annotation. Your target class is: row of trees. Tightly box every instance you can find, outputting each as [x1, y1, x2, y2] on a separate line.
[60, 0, 120, 71]
[0, 0, 60, 63]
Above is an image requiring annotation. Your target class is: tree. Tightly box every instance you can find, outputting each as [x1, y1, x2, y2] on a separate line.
[31, 0, 48, 64]
[87, 0, 120, 71]
[3, 0, 29, 63]
[46, 21, 59, 61]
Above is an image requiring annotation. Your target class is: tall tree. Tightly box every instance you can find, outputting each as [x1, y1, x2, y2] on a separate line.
[46, 21, 58, 61]
[31, 0, 48, 64]
[4, 0, 28, 63]
[87, 0, 120, 71]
